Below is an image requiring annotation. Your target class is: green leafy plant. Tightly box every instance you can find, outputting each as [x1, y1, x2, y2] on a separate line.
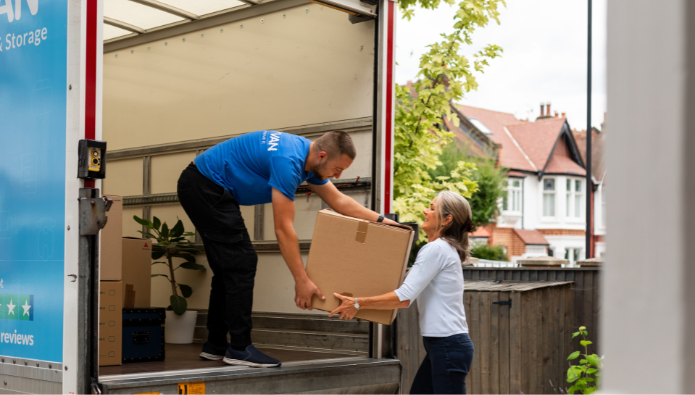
[133, 215, 205, 315]
[470, 243, 508, 261]
[565, 326, 603, 394]
[393, 0, 505, 227]
[428, 143, 507, 227]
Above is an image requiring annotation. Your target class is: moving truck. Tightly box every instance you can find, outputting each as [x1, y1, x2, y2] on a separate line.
[0, 0, 400, 393]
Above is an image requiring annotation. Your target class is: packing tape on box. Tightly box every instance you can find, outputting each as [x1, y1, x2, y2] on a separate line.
[355, 221, 369, 243]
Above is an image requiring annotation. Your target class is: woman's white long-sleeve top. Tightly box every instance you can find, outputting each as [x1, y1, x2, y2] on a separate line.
[394, 238, 468, 337]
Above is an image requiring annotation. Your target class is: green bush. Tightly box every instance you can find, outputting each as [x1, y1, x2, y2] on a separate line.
[564, 326, 603, 394]
[470, 243, 508, 261]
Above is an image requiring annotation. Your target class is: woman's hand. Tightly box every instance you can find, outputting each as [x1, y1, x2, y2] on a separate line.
[329, 293, 359, 320]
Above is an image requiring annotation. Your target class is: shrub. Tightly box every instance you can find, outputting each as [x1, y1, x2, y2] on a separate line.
[470, 243, 508, 261]
[564, 326, 603, 394]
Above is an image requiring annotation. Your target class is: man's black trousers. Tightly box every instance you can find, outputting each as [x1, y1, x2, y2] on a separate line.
[177, 162, 257, 348]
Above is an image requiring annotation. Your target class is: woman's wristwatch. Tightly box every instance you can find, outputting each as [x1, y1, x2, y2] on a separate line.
[354, 298, 360, 310]
[377, 215, 385, 223]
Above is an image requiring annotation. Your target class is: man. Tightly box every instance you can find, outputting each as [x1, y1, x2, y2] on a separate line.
[177, 130, 397, 368]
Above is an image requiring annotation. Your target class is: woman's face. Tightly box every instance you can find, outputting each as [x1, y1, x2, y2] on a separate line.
[422, 197, 438, 234]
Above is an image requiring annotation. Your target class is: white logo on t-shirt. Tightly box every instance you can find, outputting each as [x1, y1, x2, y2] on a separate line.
[268, 132, 280, 151]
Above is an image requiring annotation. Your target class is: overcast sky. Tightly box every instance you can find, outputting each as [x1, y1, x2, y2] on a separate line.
[395, 0, 607, 130]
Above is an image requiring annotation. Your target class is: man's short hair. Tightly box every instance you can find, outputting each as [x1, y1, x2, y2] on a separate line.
[314, 131, 356, 160]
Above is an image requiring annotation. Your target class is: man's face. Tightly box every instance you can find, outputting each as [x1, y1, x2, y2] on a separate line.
[311, 153, 354, 180]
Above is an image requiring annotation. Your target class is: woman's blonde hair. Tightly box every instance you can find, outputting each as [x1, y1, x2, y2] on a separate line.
[434, 191, 473, 262]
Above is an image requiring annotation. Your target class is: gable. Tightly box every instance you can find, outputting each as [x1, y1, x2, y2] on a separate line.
[544, 134, 586, 175]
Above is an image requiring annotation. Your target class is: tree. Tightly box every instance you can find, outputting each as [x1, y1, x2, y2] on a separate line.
[428, 142, 507, 228]
[393, 0, 505, 226]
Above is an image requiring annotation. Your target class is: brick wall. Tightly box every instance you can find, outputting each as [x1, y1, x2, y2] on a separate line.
[490, 228, 526, 260]
[537, 228, 586, 237]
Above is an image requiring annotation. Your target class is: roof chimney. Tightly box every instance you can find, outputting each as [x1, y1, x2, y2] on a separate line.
[540, 103, 545, 117]
[562, 112, 566, 118]
[555, 112, 558, 118]
[546, 103, 551, 116]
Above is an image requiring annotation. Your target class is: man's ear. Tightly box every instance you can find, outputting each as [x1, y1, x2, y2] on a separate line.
[318, 151, 328, 161]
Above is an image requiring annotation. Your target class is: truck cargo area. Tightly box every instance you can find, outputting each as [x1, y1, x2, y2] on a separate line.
[100, 312, 369, 376]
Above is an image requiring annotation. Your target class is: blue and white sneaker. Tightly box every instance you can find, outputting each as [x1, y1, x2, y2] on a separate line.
[199, 342, 228, 361]
[223, 345, 281, 368]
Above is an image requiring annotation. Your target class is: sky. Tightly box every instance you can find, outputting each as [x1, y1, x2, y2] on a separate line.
[395, 0, 607, 131]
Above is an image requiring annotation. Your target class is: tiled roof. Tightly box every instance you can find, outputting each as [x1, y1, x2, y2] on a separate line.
[457, 105, 536, 172]
[543, 134, 586, 175]
[574, 129, 606, 182]
[442, 116, 495, 159]
[470, 227, 492, 238]
[456, 105, 586, 177]
[513, 229, 550, 245]
[505, 117, 568, 171]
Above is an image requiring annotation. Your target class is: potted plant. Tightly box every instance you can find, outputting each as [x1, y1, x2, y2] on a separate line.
[134, 215, 206, 344]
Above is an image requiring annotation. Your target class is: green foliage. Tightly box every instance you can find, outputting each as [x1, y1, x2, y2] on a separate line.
[393, 0, 504, 227]
[470, 243, 508, 261]
[564, 327, 603, 394]
[429, 143, 507, 227]
[135, 215, 205, 315]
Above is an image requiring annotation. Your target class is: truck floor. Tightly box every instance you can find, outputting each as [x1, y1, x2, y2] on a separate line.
[99, 343, 354, 375]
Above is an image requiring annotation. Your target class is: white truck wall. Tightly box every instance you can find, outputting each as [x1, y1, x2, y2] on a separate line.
[103, 3, 374, 150]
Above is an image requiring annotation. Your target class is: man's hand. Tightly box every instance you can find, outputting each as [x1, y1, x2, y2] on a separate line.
[310, 182, 402, 225]
[295, 277, 325, 310]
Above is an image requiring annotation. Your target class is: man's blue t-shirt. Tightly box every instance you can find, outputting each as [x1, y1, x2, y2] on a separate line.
[194, 131, 328, 206]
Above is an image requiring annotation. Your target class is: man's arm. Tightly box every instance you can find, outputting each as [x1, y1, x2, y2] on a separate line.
[309, 181, 399, 225]
[271, 187, 325, 310]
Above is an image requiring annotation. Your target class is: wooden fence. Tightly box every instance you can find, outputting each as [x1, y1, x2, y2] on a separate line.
[395, 267, 601, 394]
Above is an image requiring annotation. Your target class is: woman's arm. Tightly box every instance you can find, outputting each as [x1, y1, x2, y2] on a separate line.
[329, 292, 410, 320]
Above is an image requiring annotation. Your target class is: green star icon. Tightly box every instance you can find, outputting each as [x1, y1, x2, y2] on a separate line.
[4, 294, 18, 320]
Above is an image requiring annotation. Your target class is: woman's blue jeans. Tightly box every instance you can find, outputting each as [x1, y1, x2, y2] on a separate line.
[410, 333, 475, 394]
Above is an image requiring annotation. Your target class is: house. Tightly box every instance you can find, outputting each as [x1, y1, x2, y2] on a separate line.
[449, 103, 596, 264]
[573, 115, 607, 258]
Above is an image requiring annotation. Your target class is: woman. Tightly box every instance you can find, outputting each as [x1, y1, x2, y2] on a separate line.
[329, 191, 474, 394]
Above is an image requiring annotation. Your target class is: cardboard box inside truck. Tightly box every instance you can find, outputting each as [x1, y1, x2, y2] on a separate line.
[100, 195, 123, 281]
[99, 281, 123, 367]
[306, 209, 415, 325]
[122, 237, 152, 308]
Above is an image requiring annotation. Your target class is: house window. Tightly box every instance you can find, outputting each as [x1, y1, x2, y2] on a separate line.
[504, 179, 522, 213]
[543, 178, 555, 217]
[564, 248, 583, 264]
[565, 179, 583, 218]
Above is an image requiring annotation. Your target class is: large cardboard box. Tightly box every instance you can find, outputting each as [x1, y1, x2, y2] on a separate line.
[100, 195, 123, 281]
[122, 238, 152, 308]
[99, 281, 122, 367]
[306, 209, 415, 325]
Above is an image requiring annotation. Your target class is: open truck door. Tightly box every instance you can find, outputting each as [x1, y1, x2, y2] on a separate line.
[1, 0, 397, 393]
[1, 0, 107, 393]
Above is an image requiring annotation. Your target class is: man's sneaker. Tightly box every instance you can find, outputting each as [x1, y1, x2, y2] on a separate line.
[199, 342, 228, 361]
[223, 345, 281, 368]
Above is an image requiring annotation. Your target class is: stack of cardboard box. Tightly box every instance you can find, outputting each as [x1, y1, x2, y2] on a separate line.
[99, 195, 152, 367]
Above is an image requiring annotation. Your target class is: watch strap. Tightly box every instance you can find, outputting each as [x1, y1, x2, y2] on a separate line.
[354, 298, 360, 310]
[377, 215, 385, 223]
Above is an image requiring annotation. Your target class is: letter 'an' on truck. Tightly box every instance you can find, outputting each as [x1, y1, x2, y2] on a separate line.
[0, 0, 398, 393]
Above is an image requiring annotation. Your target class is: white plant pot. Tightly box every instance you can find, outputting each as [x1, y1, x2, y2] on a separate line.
[165, 310, 198, 344]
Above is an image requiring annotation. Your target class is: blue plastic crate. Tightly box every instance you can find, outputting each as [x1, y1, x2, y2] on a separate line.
[122, 308, 165, 363]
